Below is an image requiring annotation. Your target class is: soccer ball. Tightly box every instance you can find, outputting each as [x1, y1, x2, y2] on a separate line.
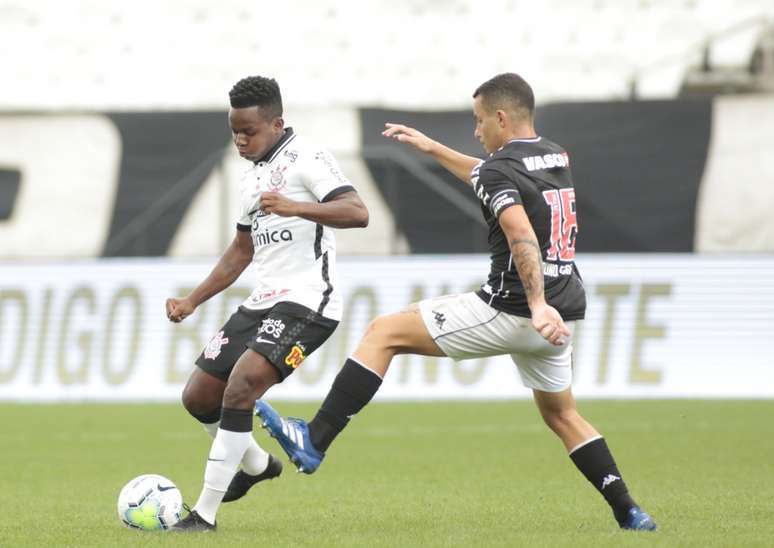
[117, 474, 183, 531]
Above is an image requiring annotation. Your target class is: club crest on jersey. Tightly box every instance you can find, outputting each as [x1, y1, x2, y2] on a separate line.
[269, 165, 288, 191]
[203, 331, 229, 360]
[284, 345, 306, 368]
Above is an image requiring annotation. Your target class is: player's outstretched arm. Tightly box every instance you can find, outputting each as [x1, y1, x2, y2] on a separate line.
[259, 190, 369, 229]
[165, 230, 254, 322]
[382, 123, 480, 186]
[497, 205, 570, 346]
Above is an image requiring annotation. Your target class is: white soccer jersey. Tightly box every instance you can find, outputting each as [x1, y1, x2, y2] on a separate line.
[236, 128, 354, 321]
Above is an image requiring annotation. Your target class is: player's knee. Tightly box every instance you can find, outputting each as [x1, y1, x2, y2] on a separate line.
[181, 387, 217, 420]
[222, 368, 276, 408]
[362, 314, 401, 350]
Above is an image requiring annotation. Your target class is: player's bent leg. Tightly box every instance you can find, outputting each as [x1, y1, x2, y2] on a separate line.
[533, 388, 656, 531]
[532, 387, 599, 451]
[222, 349, 281, 410]
[352, 303, 445, 377]
[219, 351, 284, 501]
[258, 303, 446, 473]
[180, 364, 280, 505]
[181, 367, 226, 423]
[184, 351, 282, 528]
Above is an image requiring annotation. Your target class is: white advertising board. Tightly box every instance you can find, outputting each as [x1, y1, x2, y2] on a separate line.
[0, 255, 772, 401]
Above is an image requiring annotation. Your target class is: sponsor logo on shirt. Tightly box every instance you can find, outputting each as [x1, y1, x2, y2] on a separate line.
[522, 152, 569, 172]
[314, 150, 348, 185]
[491, 192, 517, 216]
[283, 149, 298, 162]
[253, 229, 293, 247]
[250, 288, 291, 304]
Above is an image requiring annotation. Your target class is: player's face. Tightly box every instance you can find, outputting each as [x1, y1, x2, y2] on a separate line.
[229, 107, 284, 162]
[473, 96, 503, 154]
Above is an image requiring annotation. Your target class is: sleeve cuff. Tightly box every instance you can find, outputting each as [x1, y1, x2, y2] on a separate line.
[236, 223, 251, 232]
[320, 185, 356, 203]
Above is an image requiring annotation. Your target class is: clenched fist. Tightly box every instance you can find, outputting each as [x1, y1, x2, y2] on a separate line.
[165, 297, 195, 323]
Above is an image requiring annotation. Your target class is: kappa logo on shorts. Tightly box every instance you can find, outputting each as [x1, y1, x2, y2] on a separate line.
[204, 330, 229, 360]
[260, 318, 286, 338]
[432, 310, 446, 330]
[284, 345, 306, 368]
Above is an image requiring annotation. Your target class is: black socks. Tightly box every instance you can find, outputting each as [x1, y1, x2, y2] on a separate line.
[308, 358, 383, 452]
[569, 437, 637, 523]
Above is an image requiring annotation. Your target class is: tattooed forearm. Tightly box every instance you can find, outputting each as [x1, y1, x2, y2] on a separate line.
[509, 238, 544, 304]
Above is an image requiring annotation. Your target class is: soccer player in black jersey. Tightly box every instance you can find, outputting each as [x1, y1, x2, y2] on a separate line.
[257, 73, 656, 531]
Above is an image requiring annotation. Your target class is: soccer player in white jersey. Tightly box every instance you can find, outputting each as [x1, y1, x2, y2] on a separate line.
[165, 75, 368, 531]
[257, 73, 656, 532]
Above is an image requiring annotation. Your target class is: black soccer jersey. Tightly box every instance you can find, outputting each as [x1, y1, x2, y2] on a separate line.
[472, 136, 586, 320]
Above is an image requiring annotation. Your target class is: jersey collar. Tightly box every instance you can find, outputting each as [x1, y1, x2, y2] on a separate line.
[507, 136, 541, 144]
[254, 127, 295, 165]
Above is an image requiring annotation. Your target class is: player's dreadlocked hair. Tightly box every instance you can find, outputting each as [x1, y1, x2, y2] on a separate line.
[229, 76, 283, 119]
[473, 73, 535, 119]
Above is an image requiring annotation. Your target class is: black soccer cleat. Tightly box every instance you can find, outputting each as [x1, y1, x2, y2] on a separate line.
[222, 454, 283, 503]
[170, 508, 216, 532]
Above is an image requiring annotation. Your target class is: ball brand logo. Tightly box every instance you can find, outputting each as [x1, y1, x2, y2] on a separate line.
[284, 345, 306, 368]
[253, 229, 293, 247]
[203, 331, 229, 360]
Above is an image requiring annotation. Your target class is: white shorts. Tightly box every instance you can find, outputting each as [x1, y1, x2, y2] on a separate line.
[418, 292, 576, 393]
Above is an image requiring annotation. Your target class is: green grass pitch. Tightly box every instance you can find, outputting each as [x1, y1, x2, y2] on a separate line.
[2, 400, 773, 547]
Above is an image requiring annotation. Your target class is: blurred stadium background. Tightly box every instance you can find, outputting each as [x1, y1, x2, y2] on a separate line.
[3, 1, 774, 546]
[2, 0, 773, 402]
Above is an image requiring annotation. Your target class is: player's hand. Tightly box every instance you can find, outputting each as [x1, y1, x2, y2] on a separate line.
[166, 297, 195, 323]
[531, 303, 571, 346]
[259, 191, 300, 217]
[382, 123, 436, 154]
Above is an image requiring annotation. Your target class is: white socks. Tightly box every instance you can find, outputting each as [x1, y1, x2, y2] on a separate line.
[193, 428, 251, 525]
[202, 421, 270, 476]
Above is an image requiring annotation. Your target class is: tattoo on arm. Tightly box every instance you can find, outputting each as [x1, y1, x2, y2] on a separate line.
[509, 238, 544, 302]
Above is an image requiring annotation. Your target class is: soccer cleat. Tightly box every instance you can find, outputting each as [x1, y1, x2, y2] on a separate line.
[222, 454, 283, 503]
[254, 400, 324, 474]
[170, 508, 216, 532]
[618, 507, 657, 531]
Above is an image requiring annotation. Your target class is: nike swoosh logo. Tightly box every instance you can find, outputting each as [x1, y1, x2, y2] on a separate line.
[157, 484, 177, 492]
[255, 337, 276, 345]
[207, 458, 225, 462]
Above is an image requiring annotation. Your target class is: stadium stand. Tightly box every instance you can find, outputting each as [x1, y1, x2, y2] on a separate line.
[1, 0, 773, 110]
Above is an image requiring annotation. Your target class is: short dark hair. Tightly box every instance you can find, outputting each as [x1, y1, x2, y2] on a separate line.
[473, 73, 534, 118]
[229, 76, 283, 119]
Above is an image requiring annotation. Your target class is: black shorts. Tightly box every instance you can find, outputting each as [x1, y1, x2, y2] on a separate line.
[195, 301, 339, 382]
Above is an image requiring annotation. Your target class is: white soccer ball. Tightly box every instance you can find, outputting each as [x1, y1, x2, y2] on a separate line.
[117, 474, 183, 531]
